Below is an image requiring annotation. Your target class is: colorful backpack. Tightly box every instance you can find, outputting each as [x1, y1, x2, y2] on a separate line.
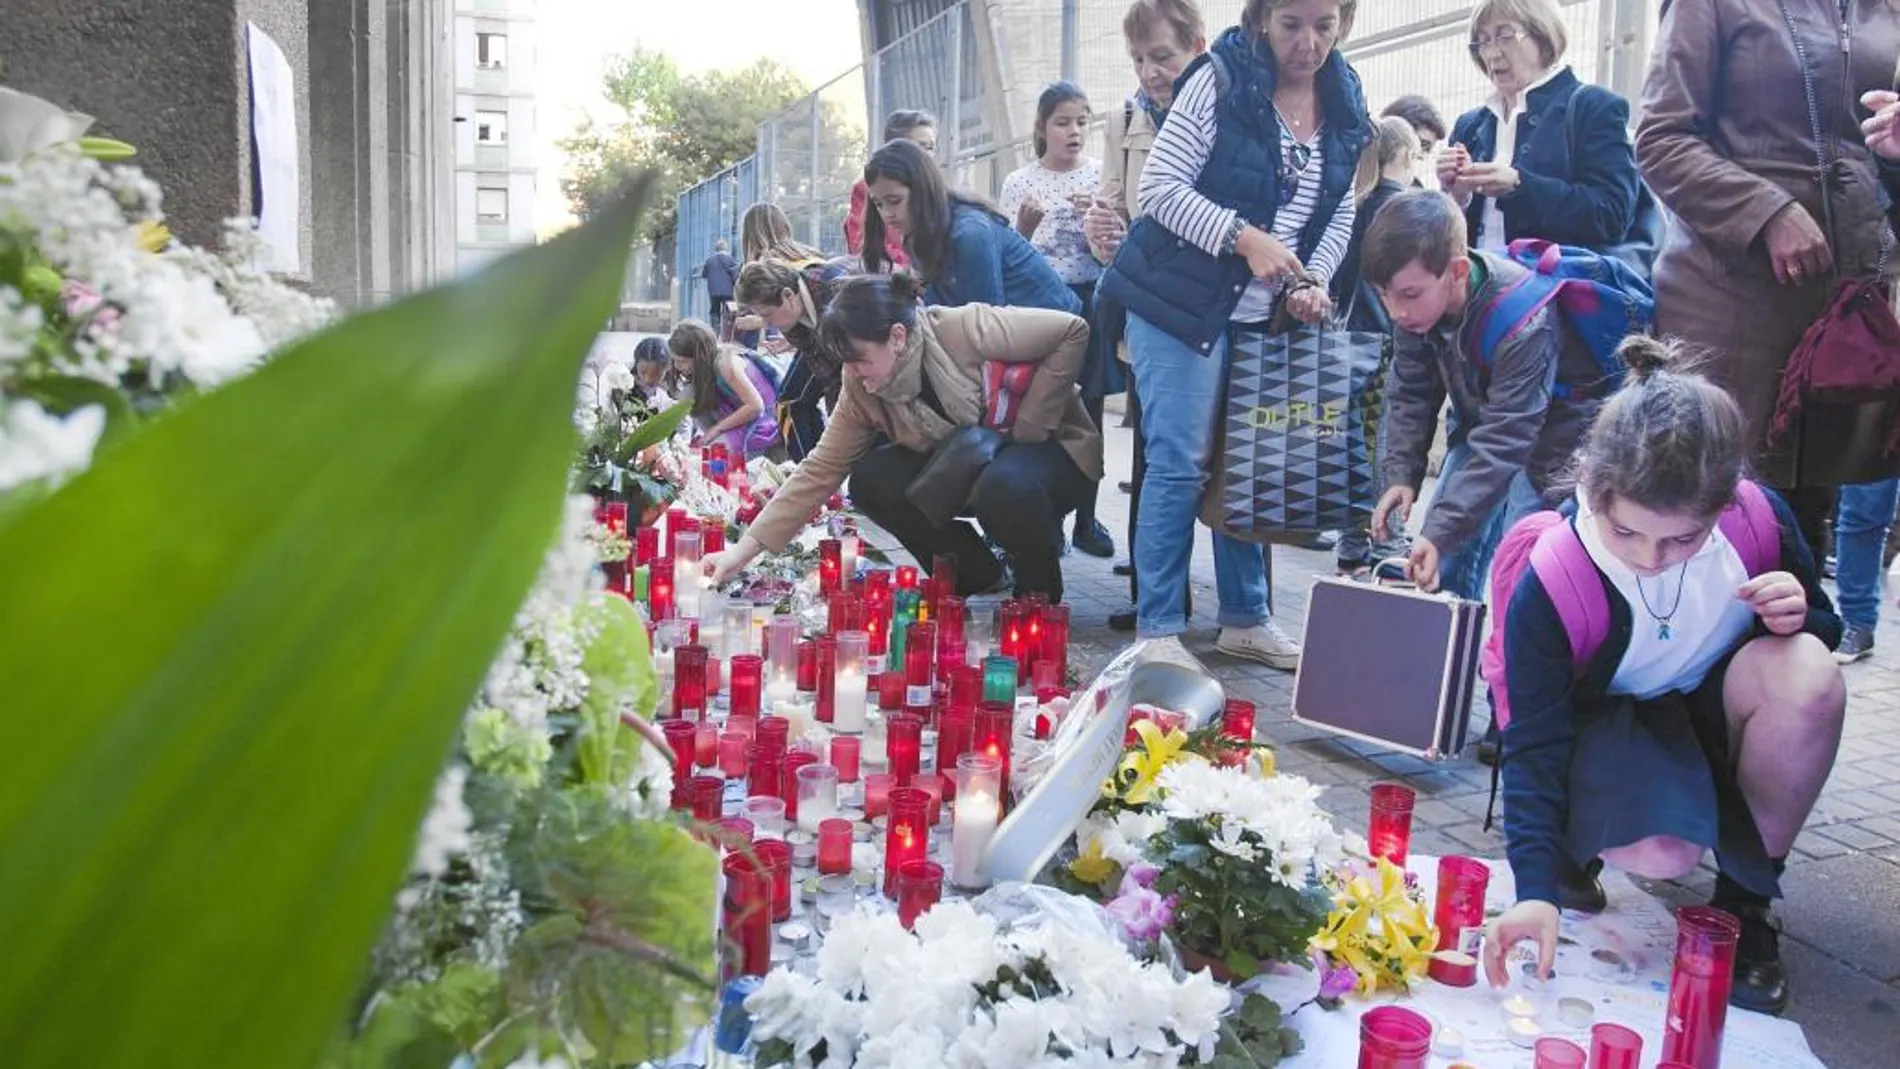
[1467, 239, 1657, 399]
[1479, 479, 1781, 730]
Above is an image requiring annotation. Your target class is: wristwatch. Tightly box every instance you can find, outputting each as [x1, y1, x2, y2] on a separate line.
[1220, 215, 1247, 256]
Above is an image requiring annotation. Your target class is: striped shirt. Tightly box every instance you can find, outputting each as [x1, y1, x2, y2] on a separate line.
[1137, 63, 1357, 323]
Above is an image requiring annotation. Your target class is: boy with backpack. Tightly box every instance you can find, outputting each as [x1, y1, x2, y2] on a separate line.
[1366, 190, 1650, 601]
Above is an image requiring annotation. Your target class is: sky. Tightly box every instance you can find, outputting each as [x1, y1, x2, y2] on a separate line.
[534, 0, 866, 231]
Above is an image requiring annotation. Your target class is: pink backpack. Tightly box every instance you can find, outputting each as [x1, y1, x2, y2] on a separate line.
[1479, 480, 1781, 730]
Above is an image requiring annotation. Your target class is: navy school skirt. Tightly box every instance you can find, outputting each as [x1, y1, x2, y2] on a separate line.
[1564, 652, 1779, 899]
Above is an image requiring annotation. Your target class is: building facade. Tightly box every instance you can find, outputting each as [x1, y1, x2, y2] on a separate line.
[452, 0, 538, 274]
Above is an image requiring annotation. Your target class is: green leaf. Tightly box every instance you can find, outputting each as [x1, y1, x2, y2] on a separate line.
[0, 180, 658, 1068]
[611, 397, 691, 466]
[574, 592, 658, 786]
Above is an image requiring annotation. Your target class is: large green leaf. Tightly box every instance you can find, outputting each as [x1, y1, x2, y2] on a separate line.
[574, 592, 659, 787]
[612, 397, 691, 465]
[0, 181, 657, 1067]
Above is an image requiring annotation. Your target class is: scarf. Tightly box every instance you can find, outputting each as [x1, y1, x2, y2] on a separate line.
[1134, 88, 1169, 133]
[860, 312, 985, 442]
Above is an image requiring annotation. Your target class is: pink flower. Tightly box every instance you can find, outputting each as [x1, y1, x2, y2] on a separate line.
[1106, 875, 1177, 943]
[1318, 960, 1358, 1000]
[61, 279, 120, 333]
[1124, 861, 1161, 890]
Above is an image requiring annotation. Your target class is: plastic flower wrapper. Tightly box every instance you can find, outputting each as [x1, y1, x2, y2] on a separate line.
[1307, 856, 1440, 997]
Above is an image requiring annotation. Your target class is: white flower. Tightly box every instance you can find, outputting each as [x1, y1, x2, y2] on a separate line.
[0, 284, 44, 369]
[0, 399, 104, 492]
[1154, 760, 1345, 888]
[1207, 820, 1257, 862]
[0, 87, 94, 163]
[410, 765, 472, 876]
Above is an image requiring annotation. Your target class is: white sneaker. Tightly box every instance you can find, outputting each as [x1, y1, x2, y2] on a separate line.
[1215, 620, 1302, 672]
[1133, 635, 1206, 673]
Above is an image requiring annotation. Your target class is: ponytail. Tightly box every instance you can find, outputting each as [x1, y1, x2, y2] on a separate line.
[1574, 335, 1749, 519]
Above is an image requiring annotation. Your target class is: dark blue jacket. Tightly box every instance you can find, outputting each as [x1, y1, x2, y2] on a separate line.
[1331, 176, 1406, 333]
[1499, 489, 1840, 906]
[1097, 28, 1373, 355]
[925, 204, 1082, 315]
[1449, 68, 1641, 251]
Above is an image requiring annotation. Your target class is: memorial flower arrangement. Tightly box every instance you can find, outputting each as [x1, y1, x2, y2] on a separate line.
[572, 356, 690, 517]
[1306, 857, 1440, 998]
[0, 87, 334, 502]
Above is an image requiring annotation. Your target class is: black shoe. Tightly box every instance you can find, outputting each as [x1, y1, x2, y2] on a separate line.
[1109, 609, 1137, 633]
[1727, 905, 1790, 1015]
[1112, 561, 1134, 577]
[1072, 519, 1115, 558]
[1558, 858, 1607, 914]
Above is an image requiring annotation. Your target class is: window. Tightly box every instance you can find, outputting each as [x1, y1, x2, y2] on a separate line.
[475, 109, 508, 144]
[476, 32, 507, 69]
[476, 187, 508, 224]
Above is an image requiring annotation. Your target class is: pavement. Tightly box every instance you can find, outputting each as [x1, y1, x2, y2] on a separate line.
[868, 393, 1900, 1068]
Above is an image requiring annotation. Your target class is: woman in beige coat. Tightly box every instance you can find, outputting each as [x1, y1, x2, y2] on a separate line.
[1085, 0, 1209, 632]
[1635, 0, 1900, 552]
[706, 272, 1104, 602]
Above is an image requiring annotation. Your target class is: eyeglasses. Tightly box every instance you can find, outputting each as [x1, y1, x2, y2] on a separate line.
[1468, 26, 1527, 54]
[1279, 141, 1313, 206]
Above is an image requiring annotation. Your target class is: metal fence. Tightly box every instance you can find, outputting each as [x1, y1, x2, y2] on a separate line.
[673, 156, 758, 327]
[672, 0, 1658, 319]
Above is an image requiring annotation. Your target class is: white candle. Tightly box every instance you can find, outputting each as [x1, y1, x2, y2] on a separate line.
[840, 533, 859, 583]
[832, 668, 867, 733]
[951, 788, 999, 889]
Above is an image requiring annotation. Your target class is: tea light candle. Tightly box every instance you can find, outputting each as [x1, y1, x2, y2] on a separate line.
[832, 629, 869, 733]
[1507, 1017, 1542, 1048]
[1501, 995, 1537, 1019]
[952, 754, 1001, 889]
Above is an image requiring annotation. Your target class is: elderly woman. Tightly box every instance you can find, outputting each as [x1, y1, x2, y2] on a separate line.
[1438, 0, 1642, 259]
[1098, 0, 1373, 671]
[1635, 1, 1900, 1015]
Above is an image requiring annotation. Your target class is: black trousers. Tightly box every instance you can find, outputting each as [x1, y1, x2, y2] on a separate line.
[1776, 485, 1839, 562]
[849, 440, 1090, 602]
[709, 296, 732, 327]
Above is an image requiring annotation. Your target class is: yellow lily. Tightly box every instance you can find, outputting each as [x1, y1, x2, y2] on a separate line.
[1107, 718, 1189, 806]
[136, 221, 171, 254]
[1069, 836, 1118, 886]
[1309, 858, 1439, 996]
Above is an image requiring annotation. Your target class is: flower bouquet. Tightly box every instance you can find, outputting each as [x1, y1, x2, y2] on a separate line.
[1307, 857, 1440, 999]
[572, 359, 691, 524]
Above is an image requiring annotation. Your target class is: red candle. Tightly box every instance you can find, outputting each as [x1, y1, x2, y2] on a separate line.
[895, 858, 944, 929]
[1357, 1005, 1431, 1069]
[904, 621, 937, 708]
[883, 787, 930, 897]
[756, 716, 790, 755]
[931, 553, 958, 598]
[754, 837, 793, 922]
[817, 817, 854, 875]
[861, 568, 891, 598]
[1660, 906, 1740, 1069]
[863, 772, 893, 819]
[818, 538, 842, 596]
[1367, 782, 1416, 867]
[912, 772, 945, 825]
[795, 638, 818, 693]
[830, 735, 861, 784]
[934, 595, 966, 674]
[726, 714, 757, 742]
[1038, 603, 1069, 683]
[1589, 1024, 1643, 1069]
[1030, 659, 1060, 693]
[666, 506, 690, 557]
[721, 852, 772, 980]
[648, 556, 676, 622]
[728, 654, 763, 719]
[747, 746, 782, 801]
[673, 644, 709, 720]
[1428, 856, 1490, 987]
[997, 600, 1025, 673]
[896, 565, 918, 591]
[598, 499, 628, 531]
[936, 708, 973, 777]
[887, 714, 923, 787]
[713, 816, 753, 852]
[828, 590, 864, 634]
[1532, 1038, 1586, 1069]
[719, 731, 750, 778]
[701, 517, 725, 555]
[689, 774, 725, 822]
[694, 720, 719, 768]
[815, 637, 838, 723]
[974, 701, 1014, 806]
[662, 720, 696, 808]
[1221, 698, 1257, 743]
[947, 665, 981, 716]
[634, 524, 660, 566]
[781, 750, 819, 824]
[877, 663, 905, 711]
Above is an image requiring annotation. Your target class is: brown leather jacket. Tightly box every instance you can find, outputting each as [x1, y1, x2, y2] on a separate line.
[1636, 0, 1900, 486]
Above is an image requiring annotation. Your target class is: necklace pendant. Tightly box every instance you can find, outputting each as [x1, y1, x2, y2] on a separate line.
[1657, 622, 1672, 641]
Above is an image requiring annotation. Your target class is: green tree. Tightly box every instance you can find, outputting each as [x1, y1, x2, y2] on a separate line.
[559, 49, 811, 246]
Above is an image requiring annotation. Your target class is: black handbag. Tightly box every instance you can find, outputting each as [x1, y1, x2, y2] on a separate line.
[905, 424, 1007, 529]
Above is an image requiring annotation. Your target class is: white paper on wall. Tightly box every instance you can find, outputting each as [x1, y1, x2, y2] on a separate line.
[246, 23, 300, 274]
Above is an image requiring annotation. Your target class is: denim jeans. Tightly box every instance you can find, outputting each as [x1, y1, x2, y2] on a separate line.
[1834, 477, 1899, 631]
[1127, 313, 1270, 637]
[1431, 442, 1548, 601]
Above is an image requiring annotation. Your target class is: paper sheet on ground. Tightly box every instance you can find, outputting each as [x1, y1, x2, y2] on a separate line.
[1242, 856, 1826, 1068]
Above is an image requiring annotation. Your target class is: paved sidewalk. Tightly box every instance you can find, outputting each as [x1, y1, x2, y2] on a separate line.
[871, 396, 1899, 1067]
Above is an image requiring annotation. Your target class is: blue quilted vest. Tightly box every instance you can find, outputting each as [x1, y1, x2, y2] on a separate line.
[1098, 27, 1372, 355]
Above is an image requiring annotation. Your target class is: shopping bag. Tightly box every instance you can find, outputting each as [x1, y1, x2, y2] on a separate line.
[1220, 323, 1389, 536]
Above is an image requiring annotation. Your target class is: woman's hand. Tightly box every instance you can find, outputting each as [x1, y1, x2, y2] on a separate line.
[1285, 284, 1333, 324]
[1084, 198, 1127, 258]
[762, 335, 794, 355]
[734, 313, 765, 333]
[1460, 161, 1520, 198]
[1370, 485, 1417, 542]
[1483, 900, 1561, 987]
[1016, 197, 1046, 238]
[1861, 90, 1900, 161]
[1236, 227, 1302, 283]
[1762, 201, 1834, 285]
[705, 535, 766, 587]
[1739, 570, 1809, 635]
[1438, 144, 1473, 196]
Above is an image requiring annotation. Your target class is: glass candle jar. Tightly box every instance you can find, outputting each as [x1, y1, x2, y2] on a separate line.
[883, 787, 930, 898]
[886, 714, 923, 787]
[1367, 782, 1417, 867]
[780, 750, 818, 825]
[634, 524, 660, 567]
[832, 630, 870, 733]
[828, 589, 863, 635]
[973, 701, 1014, 805]
[673, 529, 703, 621]
[718, 731, 750, 779]
[755, 715, 790, 756]
[1356, 1005, 1431, 1069]
[895, 564, 918, 591]
[911, 772, 945, 826]
[814, 636, 837, 723]
[931, 552, 958, 598]
[903, 621, 937, 708]
[947, 664, 982, 717]
[815, 872, 857, 935]
[665, 506, 690, 558]
[1038, 603, 1069, 686]
[1588, 1023, 1643, 1069]
[720, 852, 772, 980]
[661, 720, 697, 807]
[689, 774, 725, 822]
[753, 837, 793, 922]
[952, 754, 1002, 889]
[829, 734, 860, 784]
[712, 816, 753, 853]
[1428, 855, 1490, 987]
[728, 654, 763, 720]
[1221, 698, 1257, 745]
[839, 532, 859, 584]
[648, 556, 676, 622]
[932, 595, 965, 676]
[817, 817, 854, 875]
[764, 615, 799, 705]
[741, 794, 786, 841]
[796, 638, 818, 693]
[673, 644, 709, 721]
[818, 537, 842, 595]
[695, 720, 719, 768]
[981, 656, 1018, 704]
[863, 772, 894, 819]
[1532, 1038, 1587, 1069]
[724, 600, 755, 657]
[795, 762, 840, 832]
[895, 859, 944, 930]
[1660, 906, 1740, 1069]
[700, 516, 725, 555]
[936, 707, 974, 778]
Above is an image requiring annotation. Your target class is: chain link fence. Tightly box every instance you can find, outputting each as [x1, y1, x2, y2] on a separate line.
[671, 0, 1654, 318]
[672, 157, 758, 327]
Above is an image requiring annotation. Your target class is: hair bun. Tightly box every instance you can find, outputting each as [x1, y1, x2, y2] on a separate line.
[1616, 334, 1675, 380]
[887, 268, 927, 302]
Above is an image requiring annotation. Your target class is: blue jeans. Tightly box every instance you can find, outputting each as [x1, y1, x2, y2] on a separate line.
[1432, 443, 1548, 601]
[1127, 313, 1270, 638]
[1834, 478, 1899, 631]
